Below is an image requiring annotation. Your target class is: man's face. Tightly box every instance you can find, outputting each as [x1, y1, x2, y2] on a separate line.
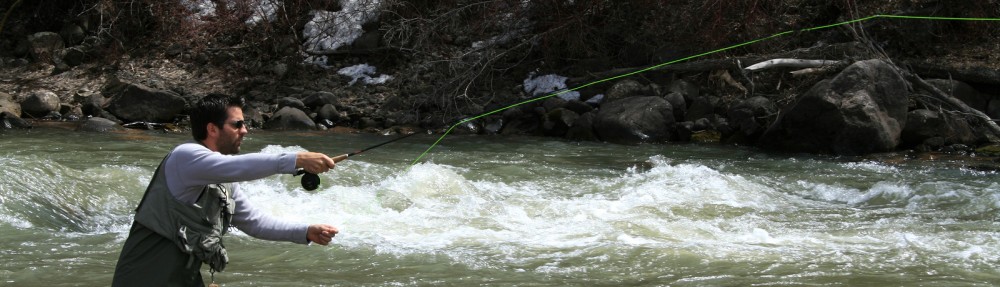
[215, 106, 248, 155]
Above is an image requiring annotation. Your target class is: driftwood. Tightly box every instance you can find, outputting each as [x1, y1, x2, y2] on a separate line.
[744, 59, 844, 71]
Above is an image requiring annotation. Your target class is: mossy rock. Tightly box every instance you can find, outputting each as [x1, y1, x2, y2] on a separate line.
[691, 130, 721, 143]
[975, 144, 1000, 156]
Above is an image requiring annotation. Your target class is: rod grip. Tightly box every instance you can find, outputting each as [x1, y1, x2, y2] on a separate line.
[333, 154, 349, 163]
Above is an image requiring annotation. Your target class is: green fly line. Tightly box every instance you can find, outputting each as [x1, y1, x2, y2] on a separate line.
[409, 14, 1000, 166]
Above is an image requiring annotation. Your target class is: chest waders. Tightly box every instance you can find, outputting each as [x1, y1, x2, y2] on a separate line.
[132, 156, 236, 273]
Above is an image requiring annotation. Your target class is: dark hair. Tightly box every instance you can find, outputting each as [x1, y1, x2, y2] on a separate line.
[190, 94, 245, 141]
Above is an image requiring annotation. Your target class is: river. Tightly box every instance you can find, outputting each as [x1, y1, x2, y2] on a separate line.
[1, 128, 999, 286]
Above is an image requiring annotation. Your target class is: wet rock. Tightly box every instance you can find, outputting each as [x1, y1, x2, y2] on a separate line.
[0, 112, 31, 129]
[77, 117, 125, 132]
[593, 96, 675, 144]
[759, 59, 909, 155]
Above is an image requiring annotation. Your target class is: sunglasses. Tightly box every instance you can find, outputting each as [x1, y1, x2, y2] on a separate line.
[227, 120, 246, 129]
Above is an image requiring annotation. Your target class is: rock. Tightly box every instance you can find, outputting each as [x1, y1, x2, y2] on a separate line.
[62, 47, 86, 67]
[106, 83, 186, 123]
[900, 109, 977, 148]
[543, 108, 579, 136]
[77, 117, 125, 133]
[27, 32, 64, 62]
[667, 79, 700, 103]
[566, 111, 598, 141]
[663, 92, 687, 122]
[989, 98, 1000, 121]
[80, 93, 106, 116]
[315, 104, 342, 123]
[564, 100, 594, 115]
[542, 97, 567, 112]
[302, 91, 340, 110]
[20, 90, 62, 118]
[674, 121, 695, 142]
[276, 97, 307, 111]
[243, 104, 265, 128]
[685, 96, 717, 121]
[0, 112, 31, 129]
[726, 96, 777, 143]
[759, 59, 909, 155]
[263, 107, 316, 130]
[60, 23, 86, 46]
[593, 96, 675, 144]
[0, 92, 21, 117]
[500, 104, 543, 135]
[604, 79, 651, 103]
[60, 104, 83, 120]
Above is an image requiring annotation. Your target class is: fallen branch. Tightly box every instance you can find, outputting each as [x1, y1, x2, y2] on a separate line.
[744, 59, 845, 71]
[903, 71, 1000, 143]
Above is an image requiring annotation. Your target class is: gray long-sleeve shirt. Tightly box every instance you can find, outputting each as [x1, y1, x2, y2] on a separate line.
[163, 142, 308, 244]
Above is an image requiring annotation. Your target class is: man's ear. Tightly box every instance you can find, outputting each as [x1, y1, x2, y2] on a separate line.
[206, 122, 219, 137]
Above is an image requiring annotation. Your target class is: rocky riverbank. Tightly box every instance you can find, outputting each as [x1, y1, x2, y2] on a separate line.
[3, 1, 1000, 162]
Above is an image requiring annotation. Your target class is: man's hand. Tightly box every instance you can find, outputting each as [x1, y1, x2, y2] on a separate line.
[307, 224, 338, 245]
[296, 152, 336, 174]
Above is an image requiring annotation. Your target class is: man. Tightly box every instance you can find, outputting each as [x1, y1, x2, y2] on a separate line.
[112, 94, 339, 286]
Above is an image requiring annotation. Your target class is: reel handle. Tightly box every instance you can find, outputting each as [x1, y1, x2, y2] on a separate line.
[294, 153, 348, 191]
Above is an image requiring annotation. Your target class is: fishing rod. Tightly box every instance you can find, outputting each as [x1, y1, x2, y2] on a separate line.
[294, 132, 420, 191]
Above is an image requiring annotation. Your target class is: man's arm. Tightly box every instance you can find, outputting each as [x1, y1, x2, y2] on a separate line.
[229, 184, 311, 244]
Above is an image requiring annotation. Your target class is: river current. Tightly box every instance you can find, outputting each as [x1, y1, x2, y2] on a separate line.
[1, 128, 999, 286]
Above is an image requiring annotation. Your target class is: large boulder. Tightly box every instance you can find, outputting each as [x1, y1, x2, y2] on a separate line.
[593, 96, 675, 144]
[263, 107, 316, 130]
[20, 90, 61, 118]
[759, 59, 909, 155]
[106, 83, 186, 123]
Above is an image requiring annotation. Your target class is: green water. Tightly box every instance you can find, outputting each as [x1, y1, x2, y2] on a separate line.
[1, 128, 999, 286]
